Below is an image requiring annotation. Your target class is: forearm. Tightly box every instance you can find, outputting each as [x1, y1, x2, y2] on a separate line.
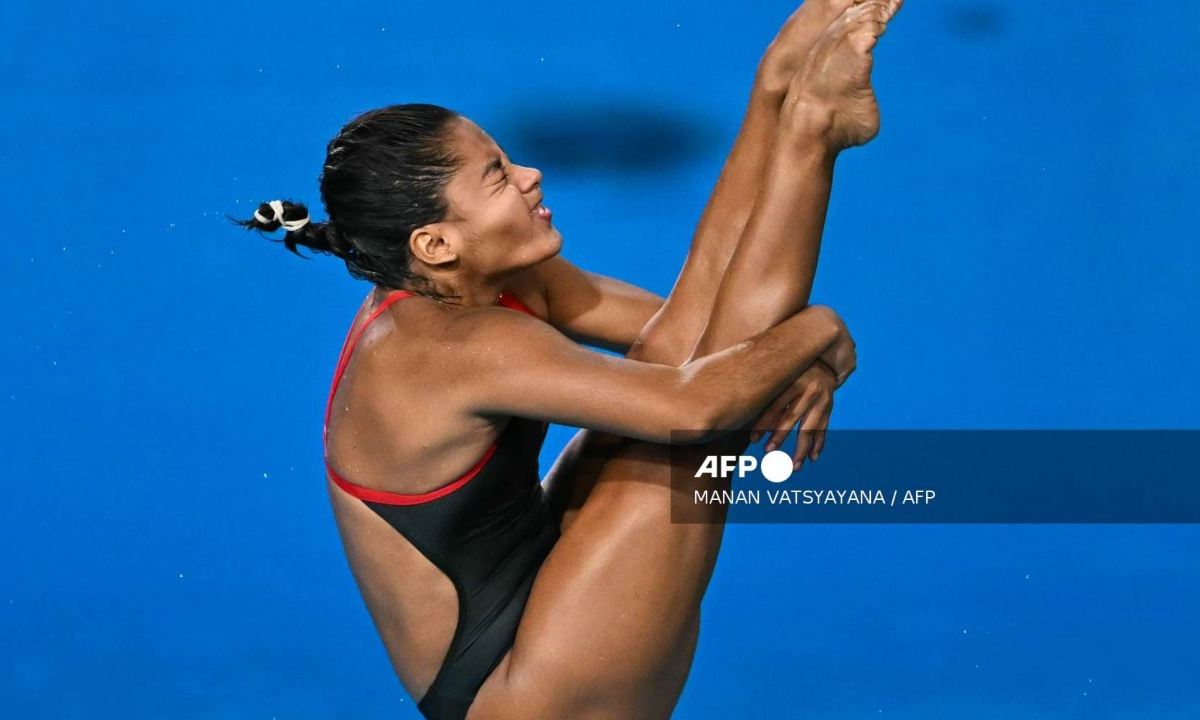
[682, 305, 841, 436]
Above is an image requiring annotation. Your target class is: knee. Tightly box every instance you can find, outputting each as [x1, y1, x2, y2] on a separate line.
[627, 328, 693, 366]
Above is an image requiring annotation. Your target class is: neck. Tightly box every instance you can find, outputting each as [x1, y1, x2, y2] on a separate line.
[444, 278, 507, 307]
[389, 270, 509, 308]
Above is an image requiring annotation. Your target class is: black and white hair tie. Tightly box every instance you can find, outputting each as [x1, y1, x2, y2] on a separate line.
[254, 199, 310, 232]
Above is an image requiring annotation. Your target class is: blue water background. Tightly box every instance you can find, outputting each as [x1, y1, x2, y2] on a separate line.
[2, 1, 1198, 717]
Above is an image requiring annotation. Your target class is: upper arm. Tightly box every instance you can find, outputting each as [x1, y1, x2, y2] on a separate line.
[439, 306, 711, 444]
[531, 255, 665, 353]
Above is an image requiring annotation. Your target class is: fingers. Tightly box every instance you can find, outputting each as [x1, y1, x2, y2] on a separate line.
[834, 366, 855, 388]
[762, 404, 792, 452]
[763, 388, 820, 456]
[751, 391, 793, 444]
[751, 408, 782, 445]
[795, 421, 816, 470]
[762, 394, 804, 453]
[793, 396, 832, 470]
[757, 385, 835, 472]
[808, 402, 832, 461]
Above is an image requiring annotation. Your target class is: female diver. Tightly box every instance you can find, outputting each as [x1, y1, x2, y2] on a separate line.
[235, 1, 900, 717]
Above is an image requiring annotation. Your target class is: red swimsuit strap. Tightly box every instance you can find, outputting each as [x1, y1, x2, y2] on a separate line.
[324, 289, 537, 506]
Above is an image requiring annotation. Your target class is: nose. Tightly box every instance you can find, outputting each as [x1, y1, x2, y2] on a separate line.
[517, 164, 542, 191]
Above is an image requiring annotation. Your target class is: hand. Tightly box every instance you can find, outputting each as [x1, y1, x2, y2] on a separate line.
[750, 359, 838, 469]
[817, 310, 857, 387]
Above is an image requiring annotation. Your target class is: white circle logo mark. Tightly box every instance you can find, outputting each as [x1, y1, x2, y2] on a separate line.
[760, 450, 794, 483]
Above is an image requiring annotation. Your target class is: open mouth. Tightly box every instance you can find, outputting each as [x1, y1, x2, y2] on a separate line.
[532, 200, 552, 223]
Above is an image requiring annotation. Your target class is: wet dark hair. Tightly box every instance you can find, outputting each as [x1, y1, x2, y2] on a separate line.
[230, 103, 465, 300]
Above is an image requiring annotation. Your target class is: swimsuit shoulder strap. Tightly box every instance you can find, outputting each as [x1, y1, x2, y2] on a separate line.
[322, 287, 545, 506]
[323, 290, 414, 444]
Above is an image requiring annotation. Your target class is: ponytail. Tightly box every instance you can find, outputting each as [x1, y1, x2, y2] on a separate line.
[231, 103, 464, 300]
[229, 199, 352, 260]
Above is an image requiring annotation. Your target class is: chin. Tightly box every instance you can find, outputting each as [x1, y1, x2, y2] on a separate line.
[544, 228, 564, 257]
[527, 227, 562, 260]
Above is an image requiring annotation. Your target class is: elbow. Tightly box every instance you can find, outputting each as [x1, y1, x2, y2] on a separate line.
[666, 383, 727, 445]
[652, 365, 738, 445]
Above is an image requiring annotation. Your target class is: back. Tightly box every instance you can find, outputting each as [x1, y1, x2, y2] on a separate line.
[323, 288, 559, 717]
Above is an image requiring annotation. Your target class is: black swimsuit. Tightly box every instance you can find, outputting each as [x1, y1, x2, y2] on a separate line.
[324, 289, 559, 720]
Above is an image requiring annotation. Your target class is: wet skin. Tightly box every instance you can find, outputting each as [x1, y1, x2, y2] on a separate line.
[324, 1, 902, 717]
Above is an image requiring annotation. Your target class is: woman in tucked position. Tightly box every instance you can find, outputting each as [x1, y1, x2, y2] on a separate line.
[237, 1, 900, 717]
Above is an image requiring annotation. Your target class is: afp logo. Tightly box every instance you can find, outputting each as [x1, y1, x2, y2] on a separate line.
[694, 450, 797, 484]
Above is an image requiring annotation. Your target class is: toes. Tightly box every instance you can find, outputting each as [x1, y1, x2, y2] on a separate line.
[830, 0, 865, 13]
[840, 0, 890, 39]
[849, 27, 880, 53]
[837, 0, 889, 28]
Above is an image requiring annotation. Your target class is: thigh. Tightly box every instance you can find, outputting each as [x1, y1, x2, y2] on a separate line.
[540, 338, 717, 535]
[473, 429, 741, 719]
[540, 428, 622, 534]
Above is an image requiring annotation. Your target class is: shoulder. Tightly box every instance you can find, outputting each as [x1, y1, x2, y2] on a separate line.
[501, 265, 551, 322]
[503, 254, 601, 326]
[441, 297, 551, 350]
[355, 291, 566, 386]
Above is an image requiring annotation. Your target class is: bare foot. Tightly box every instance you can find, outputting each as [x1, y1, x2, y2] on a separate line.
[784, 0, 901, 149]
[757, 0, 871, 97]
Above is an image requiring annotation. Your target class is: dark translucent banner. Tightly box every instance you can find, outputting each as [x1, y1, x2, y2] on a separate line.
[667, 431, 1200, 524]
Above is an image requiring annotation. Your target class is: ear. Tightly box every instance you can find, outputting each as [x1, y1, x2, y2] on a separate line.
[409, 223, 461, 268]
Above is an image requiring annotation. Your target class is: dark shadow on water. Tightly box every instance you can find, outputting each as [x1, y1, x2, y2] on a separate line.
[496, 98, 720, 175]
[940, 1, 1008, 42]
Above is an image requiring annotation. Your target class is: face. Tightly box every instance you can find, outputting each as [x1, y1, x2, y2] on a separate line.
[413, 117, 561, 279]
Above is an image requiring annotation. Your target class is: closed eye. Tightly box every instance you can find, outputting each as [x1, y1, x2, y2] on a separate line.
[493, 166, 510, 190]
[484, 153, 512, 191]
